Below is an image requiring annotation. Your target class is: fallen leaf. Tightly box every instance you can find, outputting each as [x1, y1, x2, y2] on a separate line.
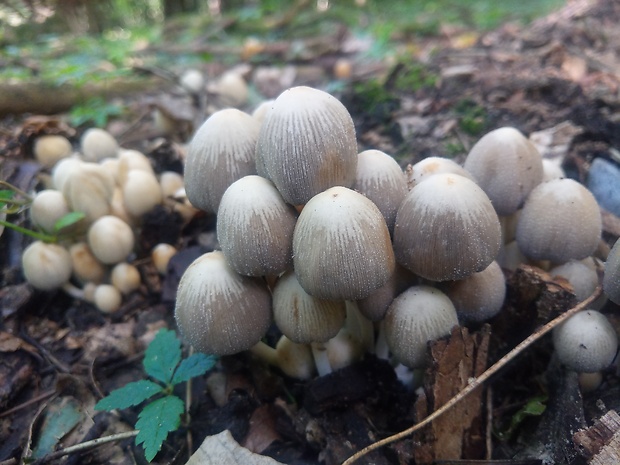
[186, 430, 286, 465]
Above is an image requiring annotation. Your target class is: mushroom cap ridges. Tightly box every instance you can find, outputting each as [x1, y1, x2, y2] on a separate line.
[464, 127, 543, 216]
[604, 238, 620, 305]
[256, 86, 358, 206]
[174, 251, 272, 355]
[384, 285, 458, 368]
[293, 186, 395, 300]
[516, 178, 602, 263]
[552, 310, 618, 373]
[217, 175, 298, 276]
[393, 173, 501, 281]
[354, 149, 408, 233]
[185, 108, 259, 213]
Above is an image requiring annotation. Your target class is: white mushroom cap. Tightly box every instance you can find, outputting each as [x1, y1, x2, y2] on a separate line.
[62, 162, 115, 223]
[110, 262, 141, 295]
[550, 260, 599, 302]
[69, 242, 107, 284]
[185, 108, 259, 213]
[256, 86, 358, 206]
[122, 170, 163, 217]
[552, 310, 618, 373]
[22, 241, 72, 291]
[33, 135, 72, 169]
[272, 271, 346, 344]
[251, 99, 275, 127]
[353, 149, 408, 233]
[81, 128, 119, 162]
[94, 284, 123, 314]
[393, 173, 501, 281]
[384, 285, 459, 368]
[293, 186, 395, 300]
[174, 251, 272, 355]
[515, 178, 602, 263]
[443, 261, 506, 322]
[464, 127, 543, 216]
[30, 189, 71, 234]
[87, 215, 134, 264]
[604, 237, 620, 305]
[151, 243, 177, 275]
[405, 156, 474, 189]
[179, 69, 205, 95]
[217, 175, 297, 277]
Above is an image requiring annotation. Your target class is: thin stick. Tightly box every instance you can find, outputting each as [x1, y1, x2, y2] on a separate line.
[0, 390, 55, 419]
[341, 286, 602, 465]
[30, 430, 138, 464]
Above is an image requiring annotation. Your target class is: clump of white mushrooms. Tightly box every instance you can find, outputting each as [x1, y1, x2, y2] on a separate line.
[20, 127, 191, 314]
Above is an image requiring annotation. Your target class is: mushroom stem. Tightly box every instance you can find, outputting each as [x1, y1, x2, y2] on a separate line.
[250, 337, 315, 380]
[311, 342, 333, 377]
[250, 340, 280, 366]
[62, 282, 86, 300]
[375, 321, 390, 360]
[344, 301, 375, 354]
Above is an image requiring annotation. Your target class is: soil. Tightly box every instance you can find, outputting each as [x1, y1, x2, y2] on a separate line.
[1, 1, 620, 464]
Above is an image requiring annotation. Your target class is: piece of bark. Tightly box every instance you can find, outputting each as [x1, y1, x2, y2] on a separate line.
[574, 410, 620, 464]
[413, 325, 491, 464]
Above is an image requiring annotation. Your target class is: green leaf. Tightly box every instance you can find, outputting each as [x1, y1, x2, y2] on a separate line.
[0, 190, 14, 202]
[54, 211, 85, 231]
[172, 353, 217, 385]
[135, 395, 184, 462]
[94, 380, 164, 411]
[143, 329, 182, 385]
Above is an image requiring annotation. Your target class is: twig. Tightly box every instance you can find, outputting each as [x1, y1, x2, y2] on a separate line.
[30, 430, 138, 465]
[341, 285, 603, 465]
[0, 390, 56, 419]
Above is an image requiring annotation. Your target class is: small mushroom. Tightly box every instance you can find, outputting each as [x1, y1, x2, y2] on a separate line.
[30, 189, 71, 234]
[217, 175, 297, 277]
[550, 260, 599, 302]
[353, 149, 408, 233]
[94, 284, 123, 314]
[185, 108, 259, 213]
[405, 156, 474, 190]
[384, 285, 459, 368]
[515, 178, 602, 263]
[87, 215, 134, 265]
[174, 251, 272, 355]
[393, 173, 501, 281]
[293, 186, 395, 300]
[69, 242, 107, 284]
[463, 127, 543, 216]
[81, 128, 119, 162]
[122, 170, 163, 218]
[256, 86, 358, 206]
[151, 243, 176, 275]
[443, 260, 506, 322]
[22, 241, 72, 291]
[111, 262, 141, 295]
[552, 310, 618, 373]
[33, 135, 72, 169]
[62, 162, 116, 223]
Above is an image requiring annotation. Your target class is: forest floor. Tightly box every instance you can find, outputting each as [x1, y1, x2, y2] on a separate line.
[1, 0, 620, 464]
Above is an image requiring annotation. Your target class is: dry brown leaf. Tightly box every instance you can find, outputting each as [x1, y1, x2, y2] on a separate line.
[241, 404, 282, 454]
[186, 430, 286, 465]
[574, 409, 620, 465]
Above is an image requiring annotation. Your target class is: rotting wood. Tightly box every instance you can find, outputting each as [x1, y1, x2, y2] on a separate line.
[574, 410, 620, 465]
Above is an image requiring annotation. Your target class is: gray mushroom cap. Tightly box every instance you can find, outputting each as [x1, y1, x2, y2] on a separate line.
[604, 237, 620, 305]
[174, 251, 272, 355]
[184, 108, 259, 213]
[393, 173, 501, 281]
[552, 310, 618, 373]
[292, 186, 395, 300]
[464, 127, 543, 216]
[256, 86, 358, 206]
[384, 285, 459, 369]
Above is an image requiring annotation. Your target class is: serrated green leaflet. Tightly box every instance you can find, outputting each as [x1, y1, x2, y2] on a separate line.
[135, 395, 184, 462]
[143, 329, 182, 384]
[94, 380, 164, 411]
[172, 353, 216, 385]
[53, 211, 85, 231]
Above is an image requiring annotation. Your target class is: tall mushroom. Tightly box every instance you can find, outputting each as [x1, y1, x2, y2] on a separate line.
[293, 186, 395, 300]
[256, 86, 358, 206]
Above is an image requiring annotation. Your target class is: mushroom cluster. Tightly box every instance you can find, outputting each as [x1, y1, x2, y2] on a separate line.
[173, 86, 616, 382]
[20, 127, 193, 314]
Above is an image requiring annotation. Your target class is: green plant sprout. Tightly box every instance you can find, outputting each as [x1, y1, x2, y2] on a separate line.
[95, 328, 217, 462]
[0, 182, 85, 243]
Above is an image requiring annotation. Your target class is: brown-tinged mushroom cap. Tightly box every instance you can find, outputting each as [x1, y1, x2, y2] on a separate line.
[353, 149, 408, 233]
[515, 178, 602, 263]
[464, 127, 543, 216]
[256, 86, 358, 206]
[272, 271, 346, 344]
[174, 251, 272, 355]
[393, 173, 501, 281]
[293, 186, 395, 300]
[185, 108, 259, 213]
[384, 285, 458, 368]
[217, 175, 297, 277]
